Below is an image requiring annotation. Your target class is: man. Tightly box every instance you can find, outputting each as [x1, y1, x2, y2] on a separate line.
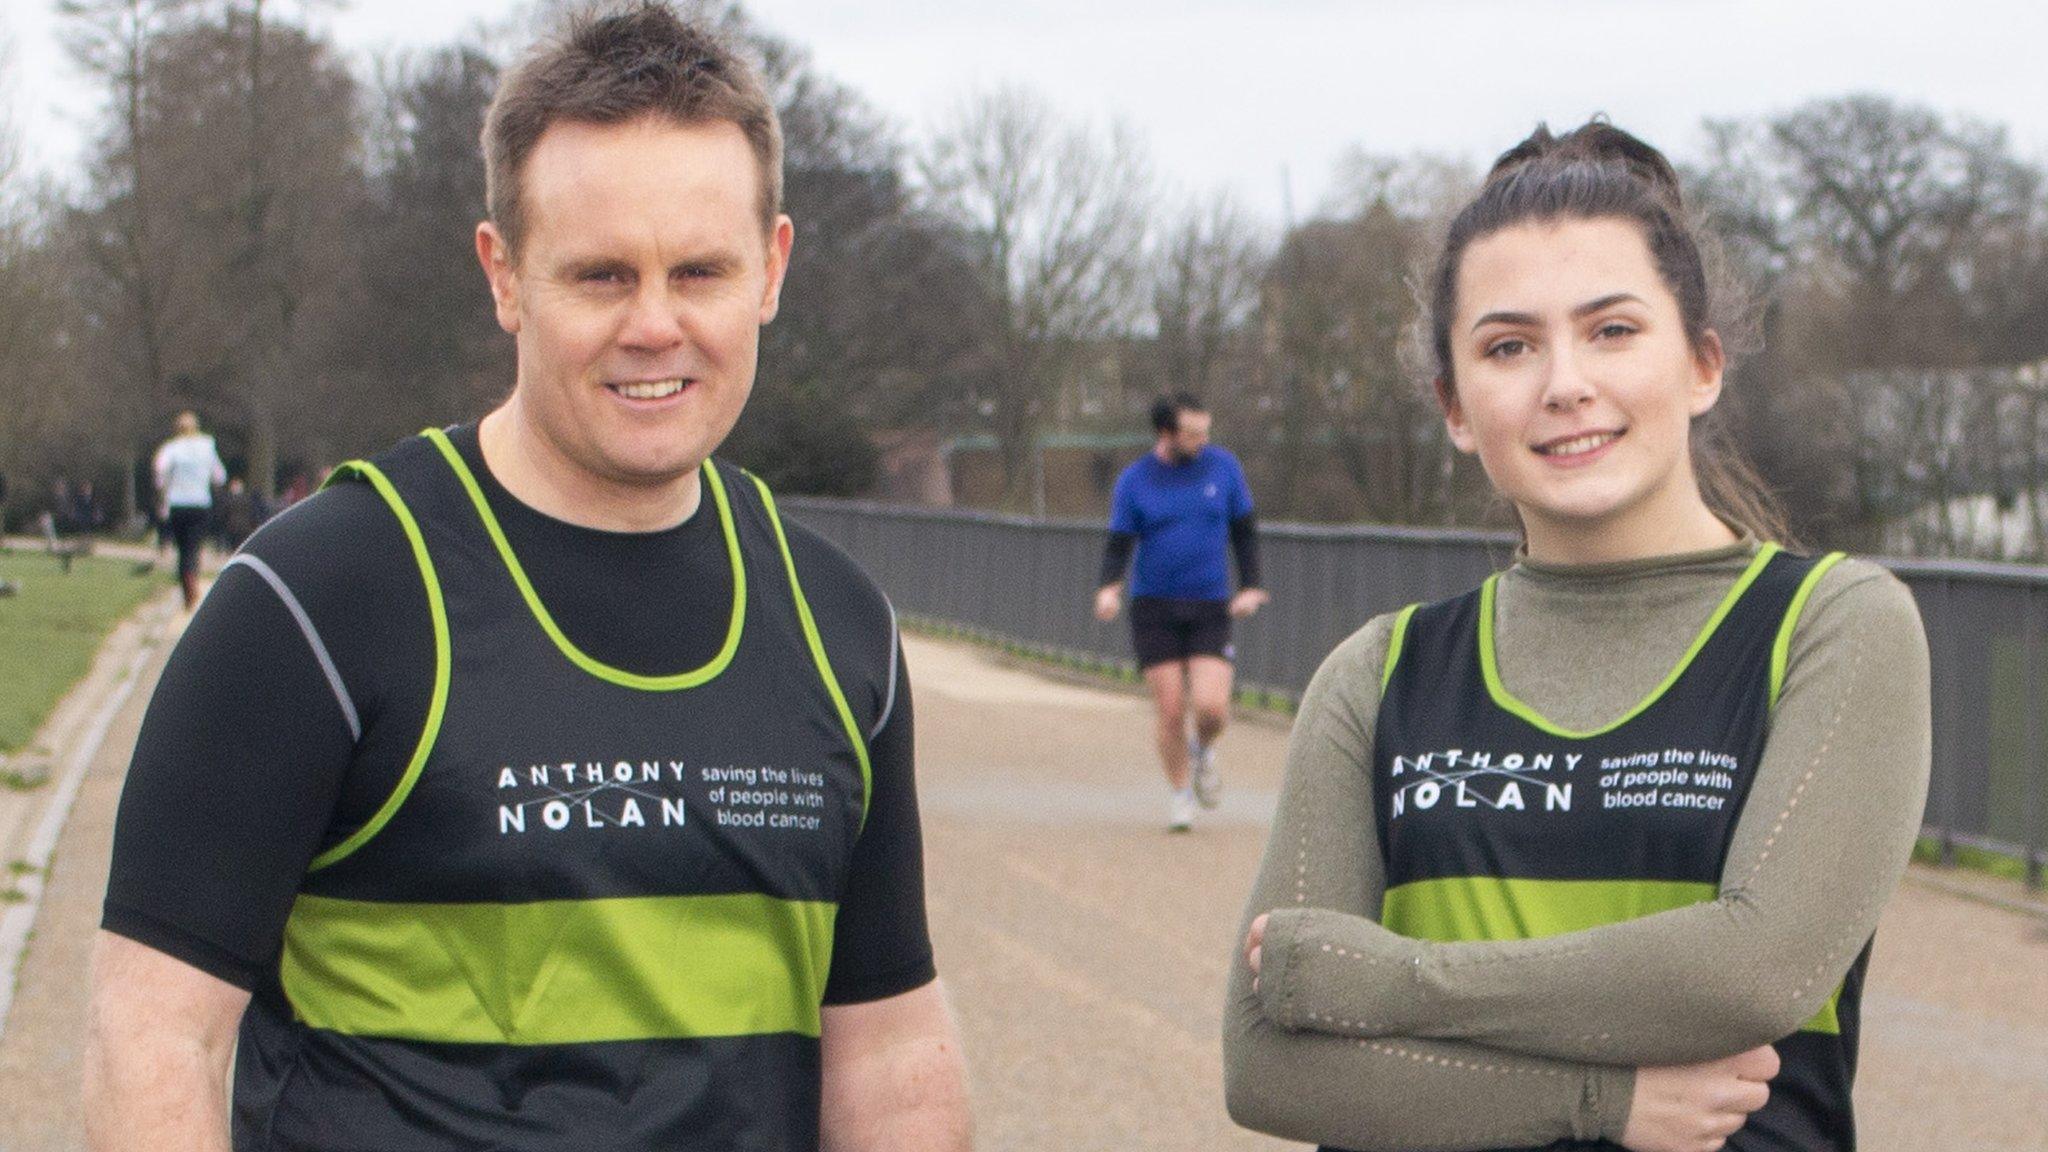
[84, 8, 970, 1150]
[1094, 393, 1268, 832]
[74, 479, 107, 534]
[150, 411, 227, 610]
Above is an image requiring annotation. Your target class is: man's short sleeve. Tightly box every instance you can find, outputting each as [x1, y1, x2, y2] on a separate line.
[1109, 466, 1142, 534]
[780, 521, 937, 1003]
[822, 648, 935, 1003]
[1225, 451, 1254, 519]
[102, 483, 430, 988]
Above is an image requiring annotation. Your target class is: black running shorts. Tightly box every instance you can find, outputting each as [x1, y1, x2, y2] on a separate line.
[1129, 596, 1233, 669]
[167, 505, 209, 578]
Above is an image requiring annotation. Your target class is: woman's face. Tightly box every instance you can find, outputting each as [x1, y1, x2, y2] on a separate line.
[1441, 217, 1725, 560]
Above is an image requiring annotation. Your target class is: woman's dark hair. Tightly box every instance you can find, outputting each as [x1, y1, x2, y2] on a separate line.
[1425, 119, 1791, 544]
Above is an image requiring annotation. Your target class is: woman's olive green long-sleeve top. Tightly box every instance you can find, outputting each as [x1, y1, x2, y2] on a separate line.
[1223, 539, 1930, 1151]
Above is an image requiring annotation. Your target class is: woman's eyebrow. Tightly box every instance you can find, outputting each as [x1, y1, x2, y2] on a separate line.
[1571, 292, 1645, 319]
[1470, 309, 1538, 332]
[1471, 293, 1648, 332]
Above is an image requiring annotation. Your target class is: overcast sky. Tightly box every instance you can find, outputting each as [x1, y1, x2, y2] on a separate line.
[9, 0, 2048, 224]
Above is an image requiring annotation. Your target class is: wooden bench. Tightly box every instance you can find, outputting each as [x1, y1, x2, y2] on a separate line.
[39, 512, 94, 573]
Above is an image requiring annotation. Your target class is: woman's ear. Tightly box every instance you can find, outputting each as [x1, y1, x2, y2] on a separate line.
[1437, 376, 1477, 454]
[1689, 329, 1727, 418]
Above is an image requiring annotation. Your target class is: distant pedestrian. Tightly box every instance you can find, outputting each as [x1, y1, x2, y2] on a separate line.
[216, 477, 261, 552]
[1094, 393, 1268, 832]
[278, 470, 313, 508]
[49, 477, 75, 533]
[151, 410, 226, 610]
[73, 480, 106, 533]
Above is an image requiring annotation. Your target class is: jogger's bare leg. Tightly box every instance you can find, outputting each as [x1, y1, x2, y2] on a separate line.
[1187, 655, 1233, 749]
[1143, 661, 1191, 790]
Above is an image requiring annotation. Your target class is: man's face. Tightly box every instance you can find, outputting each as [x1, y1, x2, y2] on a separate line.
[1167, 409, 1211, 462]
[477, 116, 793, 497]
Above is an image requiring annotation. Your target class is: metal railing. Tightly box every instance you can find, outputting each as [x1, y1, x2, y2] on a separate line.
[785, 497, 2048, 889]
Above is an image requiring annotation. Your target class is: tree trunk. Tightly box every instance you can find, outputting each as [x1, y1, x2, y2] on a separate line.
[247, 399, 277, 502]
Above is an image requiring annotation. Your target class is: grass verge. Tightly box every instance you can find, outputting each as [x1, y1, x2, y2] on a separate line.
[0, 550, 160, 756]
[1912, 836, 2039, 885]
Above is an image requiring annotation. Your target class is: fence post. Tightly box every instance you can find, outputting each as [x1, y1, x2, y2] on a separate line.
[2030, 588, 2045, 891]
[1934, 577, 1957, 866]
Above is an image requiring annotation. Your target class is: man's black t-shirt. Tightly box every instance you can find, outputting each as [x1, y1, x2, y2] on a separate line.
[103, 423, 934, 1005]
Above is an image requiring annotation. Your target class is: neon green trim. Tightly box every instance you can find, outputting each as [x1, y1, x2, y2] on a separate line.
[280, 892, 837, 1043]
[1382, 876, 1717, 941]
[1381, 603, 1421, 692]
[1382, 874, 1841, 1035]
[1479, 543, 1783, 738]
[750, 474, 873, 828]
[1770, 553, 1847, 709]
[422, 428, 745, 691]
[1802, 986, 1843, 1035]
[308, 462, 450, 871]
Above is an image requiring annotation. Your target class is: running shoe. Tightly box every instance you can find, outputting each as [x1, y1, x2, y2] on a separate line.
[1192, 739, 1222, 809]
[1168, 788, 1196, 833]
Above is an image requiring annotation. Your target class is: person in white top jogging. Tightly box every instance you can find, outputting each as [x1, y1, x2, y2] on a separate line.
[152, 410, 227, 610]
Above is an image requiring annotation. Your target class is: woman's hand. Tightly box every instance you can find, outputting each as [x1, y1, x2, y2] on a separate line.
[1621, 1045, 1779, 1152]
[1244, 913, 1269, 991]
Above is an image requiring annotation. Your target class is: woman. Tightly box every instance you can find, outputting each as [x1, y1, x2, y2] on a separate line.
[1222, 121, 1930, 1152]
[152, 410, 228, 610]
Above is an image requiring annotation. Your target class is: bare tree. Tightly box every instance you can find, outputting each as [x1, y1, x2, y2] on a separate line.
[1660, 96, 2048, 552]
[920, 86, 1152, 508]
[0, 15, 65, 501]
[350, 41, 509, 451]
[1254, 155, 1483, 523]
[1150, 192, 1266, 401]
[1962, 167, 2048, 368]
[60, 4, 364, 503]
[58, 0, 201, 517]
[1766, 95, 2036, 369]
[1683, 129, 1861, 546]
[1322, 148, 1476, 224]
[1262, 206, 1424, 520]
[732, 18, 997, 493]
[210, 0, 357, 495]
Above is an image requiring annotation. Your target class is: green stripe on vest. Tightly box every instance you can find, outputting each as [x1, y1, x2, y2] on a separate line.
[1382, 876, 1842, 1035]
[281, 893, 837, 1044]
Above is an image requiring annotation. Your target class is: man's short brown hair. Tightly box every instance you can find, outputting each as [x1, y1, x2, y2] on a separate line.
[483, 2, 783, 255]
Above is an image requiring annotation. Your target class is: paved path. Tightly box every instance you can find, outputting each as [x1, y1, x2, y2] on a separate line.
[0, 593, 178, 1152]
[1, 627, 2045, 1150]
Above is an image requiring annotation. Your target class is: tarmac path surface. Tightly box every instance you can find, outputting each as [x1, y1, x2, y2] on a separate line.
[1, 625, 2044, 1150]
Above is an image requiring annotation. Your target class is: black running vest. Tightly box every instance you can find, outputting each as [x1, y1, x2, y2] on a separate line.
[1352, 545, 1860, 1152]
[231, 429, 871, 1151]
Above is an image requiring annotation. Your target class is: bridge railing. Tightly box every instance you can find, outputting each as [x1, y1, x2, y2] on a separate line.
[784, 497, 2048, 889]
